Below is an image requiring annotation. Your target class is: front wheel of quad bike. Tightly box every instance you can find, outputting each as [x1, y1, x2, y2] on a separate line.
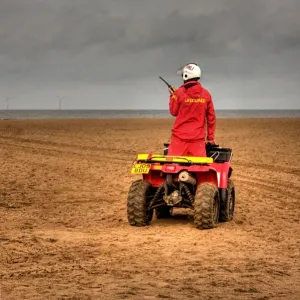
[219, 179, 235, 222]
[194, 183, 220, 229]
[127, 179, 154, 226]
[155, 206, 172, 219]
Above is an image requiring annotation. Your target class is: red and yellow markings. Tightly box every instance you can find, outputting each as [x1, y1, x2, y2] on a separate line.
[185, 98, 206, 103]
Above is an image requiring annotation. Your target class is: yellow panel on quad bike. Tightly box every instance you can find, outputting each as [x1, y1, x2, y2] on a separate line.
[136, 154, 214, 164]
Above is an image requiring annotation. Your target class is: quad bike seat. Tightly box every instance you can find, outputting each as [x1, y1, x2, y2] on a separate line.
[163, 142, 232, 163]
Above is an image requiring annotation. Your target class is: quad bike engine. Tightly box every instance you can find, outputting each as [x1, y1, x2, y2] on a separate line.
[163, 189, 181, 206]
[162, 171, 197, 206]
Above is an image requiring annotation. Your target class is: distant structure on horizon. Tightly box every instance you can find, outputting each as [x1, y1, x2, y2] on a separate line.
[5, 96, 10, 110]
[57, 95, 63, 110]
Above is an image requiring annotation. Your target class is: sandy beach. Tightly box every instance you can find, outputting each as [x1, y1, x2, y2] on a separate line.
[0, 117, 300, 300]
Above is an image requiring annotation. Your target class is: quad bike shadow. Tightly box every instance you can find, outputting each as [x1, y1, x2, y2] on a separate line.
[126, 142, 235, 230]
[151, 208, 196, 228]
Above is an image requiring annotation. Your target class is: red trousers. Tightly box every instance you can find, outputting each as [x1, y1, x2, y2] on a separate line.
[167, 136, 207, 157]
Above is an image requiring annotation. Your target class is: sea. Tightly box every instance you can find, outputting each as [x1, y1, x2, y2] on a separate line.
[0, 109, 299, 120]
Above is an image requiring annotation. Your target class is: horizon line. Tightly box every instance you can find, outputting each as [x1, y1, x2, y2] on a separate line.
[0, 108, 299, 111]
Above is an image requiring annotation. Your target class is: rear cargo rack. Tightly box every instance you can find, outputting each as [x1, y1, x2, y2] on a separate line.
[136, 154, 214, 165]
[207, 147, 233, 163]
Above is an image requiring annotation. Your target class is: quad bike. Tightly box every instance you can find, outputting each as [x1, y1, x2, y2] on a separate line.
[126, 142, 235, 230]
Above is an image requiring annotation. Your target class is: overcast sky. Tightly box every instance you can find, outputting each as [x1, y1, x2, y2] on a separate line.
[0, 0, 300, 109]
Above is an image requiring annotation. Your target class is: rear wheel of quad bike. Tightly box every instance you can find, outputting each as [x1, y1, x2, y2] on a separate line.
[155, 206, 172, 219]
[219, 179, 235, 222]
[194, 183, 220, 229]
[127, 179, 154, 226]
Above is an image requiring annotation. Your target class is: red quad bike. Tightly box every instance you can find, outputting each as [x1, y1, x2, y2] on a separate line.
[126, 143, 235, 230]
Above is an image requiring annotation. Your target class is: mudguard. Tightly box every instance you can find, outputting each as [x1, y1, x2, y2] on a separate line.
[211, 162, 232, 189]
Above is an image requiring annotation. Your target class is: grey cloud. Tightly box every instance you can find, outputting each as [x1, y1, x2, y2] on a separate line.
[1, 0, 300, 60]
[0, 0, 299, 109]
[0, 1, 114, 59]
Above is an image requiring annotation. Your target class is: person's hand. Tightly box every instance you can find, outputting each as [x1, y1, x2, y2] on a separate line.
[207, 139, 216, 145]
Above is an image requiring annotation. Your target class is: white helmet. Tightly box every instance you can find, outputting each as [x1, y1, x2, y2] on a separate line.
[178, 63, 201, 81]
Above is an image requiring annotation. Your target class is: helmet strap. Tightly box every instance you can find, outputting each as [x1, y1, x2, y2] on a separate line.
[183, 77, 200, 83]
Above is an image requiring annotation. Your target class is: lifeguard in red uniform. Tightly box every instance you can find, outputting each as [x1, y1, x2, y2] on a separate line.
[167, 63, 217, 157]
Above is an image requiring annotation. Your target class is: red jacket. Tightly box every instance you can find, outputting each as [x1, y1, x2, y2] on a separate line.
[169, 81, 216, 141]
